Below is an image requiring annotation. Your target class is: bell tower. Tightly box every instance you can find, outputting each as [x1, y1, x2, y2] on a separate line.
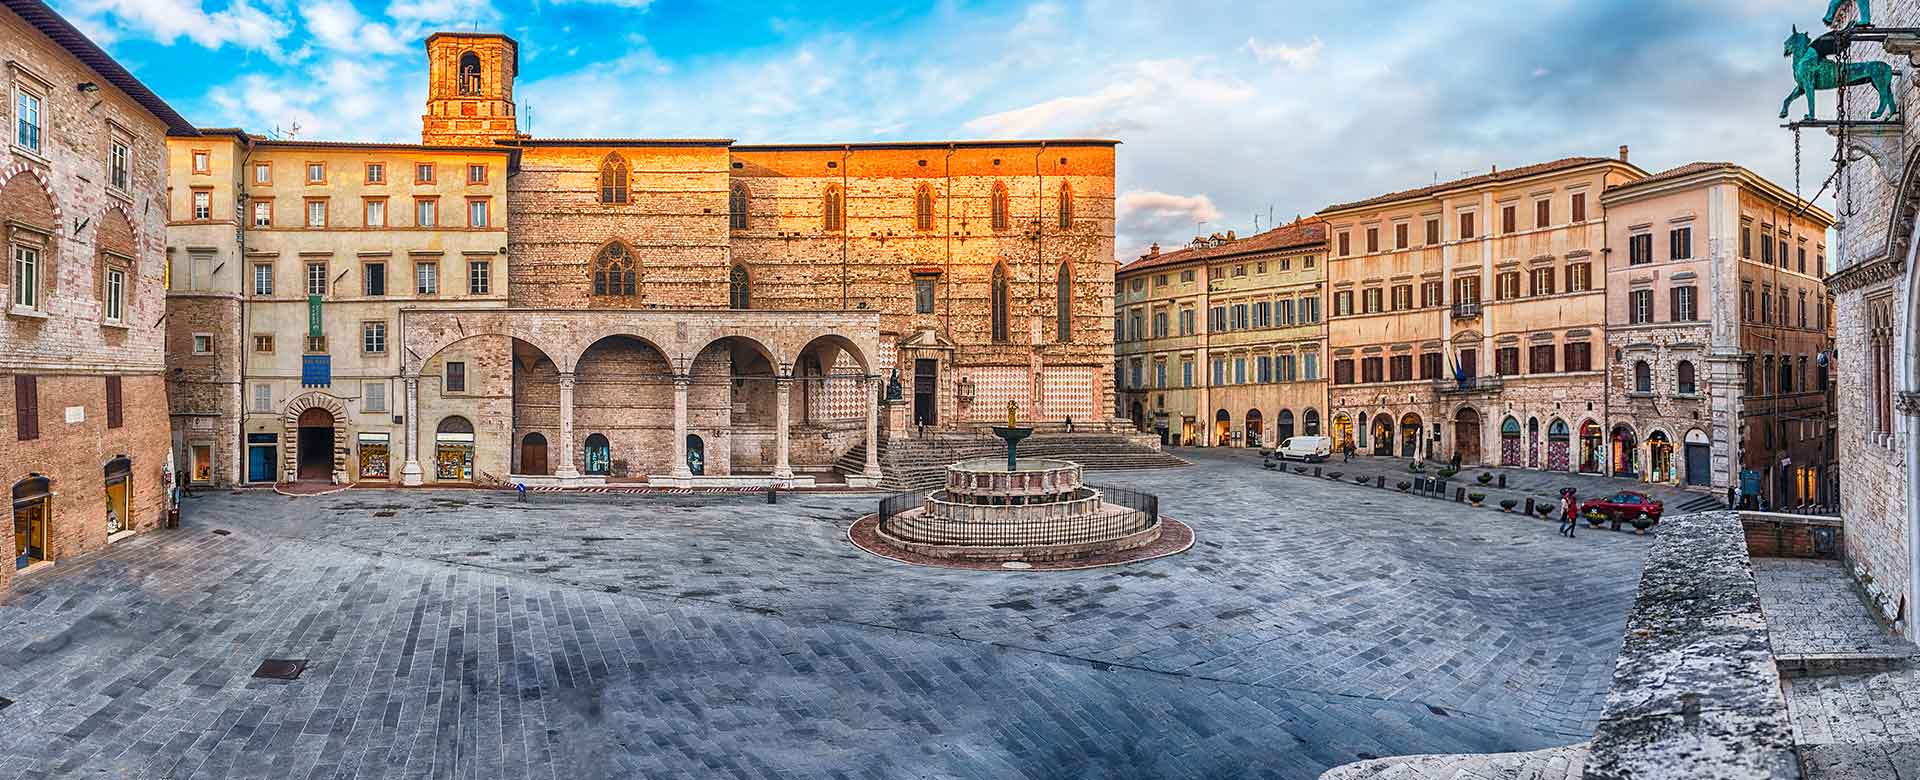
[422, 33, 520, 146]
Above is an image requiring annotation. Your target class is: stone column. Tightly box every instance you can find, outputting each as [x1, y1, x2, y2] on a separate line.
[772, 376, 795, 480]
[401, 376, 424, 486]
[555, 372, 581, 480]
[864, 374, 882, 479]
[671, 373, 692, 480]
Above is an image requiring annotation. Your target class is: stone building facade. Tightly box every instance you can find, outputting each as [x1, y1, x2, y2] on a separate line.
[1, 0, 194, 591]
[1113, 220, 1328, 448]
[1319, 154, 1643, 471]
[1599, 163, 1835, 504]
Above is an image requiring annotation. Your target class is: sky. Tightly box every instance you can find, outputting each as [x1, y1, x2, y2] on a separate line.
[59, 0, 1831, 260]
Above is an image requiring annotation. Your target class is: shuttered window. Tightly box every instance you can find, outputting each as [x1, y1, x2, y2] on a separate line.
[15, 375, 38, 441]
[106, 376, 123, 429]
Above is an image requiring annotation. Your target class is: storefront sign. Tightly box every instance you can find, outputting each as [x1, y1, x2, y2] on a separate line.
[302, 354, 331, 387]
[308, 294, 322, 338]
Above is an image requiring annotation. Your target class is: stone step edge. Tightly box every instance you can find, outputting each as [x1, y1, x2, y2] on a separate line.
[1775, 651, 1918, 678]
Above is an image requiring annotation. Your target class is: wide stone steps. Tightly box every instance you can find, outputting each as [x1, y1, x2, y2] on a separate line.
[833, 434, 1188, 491]
[1318, 743, 1588, 780]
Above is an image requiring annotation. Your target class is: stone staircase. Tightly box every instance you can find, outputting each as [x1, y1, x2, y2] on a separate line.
[1318, 743, 1588, 780]
[834, 433, 1189, 491]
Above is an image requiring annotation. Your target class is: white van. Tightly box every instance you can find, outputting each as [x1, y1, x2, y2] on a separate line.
[1276, 435, 1332, 462]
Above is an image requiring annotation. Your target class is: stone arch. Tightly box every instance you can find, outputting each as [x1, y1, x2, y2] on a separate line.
[407, 327, 567, 380]
[0, 165, 61, 296]
[795, 332, 870, 375]
[693, 332, 783, 374]
[284, 392, 349, 482]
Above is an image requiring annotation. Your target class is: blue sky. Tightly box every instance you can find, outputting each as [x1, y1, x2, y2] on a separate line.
[59, 0, 1825, 258]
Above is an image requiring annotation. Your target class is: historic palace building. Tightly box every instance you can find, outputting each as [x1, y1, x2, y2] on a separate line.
[2, 0, 192, 590]
[1113, 220, 1327, 448]
[1599, 163, 1834, 504]
[164, 32, 1118, 489]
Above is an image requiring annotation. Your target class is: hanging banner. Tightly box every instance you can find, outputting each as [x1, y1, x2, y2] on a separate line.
[308, 294, 322, 338]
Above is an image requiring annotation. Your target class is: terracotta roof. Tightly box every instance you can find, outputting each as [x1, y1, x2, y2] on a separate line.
[733, 139, 1121, 151]
[1320, 156, 1622, 214]
[4, 0, 196, 135]
[498, 137, 736, 147]
[250, 137, 514, 154]
[1119, 219, 1327, 275]
[1602, 162, 1741, 194]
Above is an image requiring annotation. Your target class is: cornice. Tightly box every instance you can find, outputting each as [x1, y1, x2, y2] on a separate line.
[1826, 255, 1905, 293]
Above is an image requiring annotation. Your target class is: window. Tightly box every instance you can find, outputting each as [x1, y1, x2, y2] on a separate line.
[1395, 223, 1408, 249]
[728, 264, 750, 309]
[1743, 285, 1755, 321]
[469, 261, 490, 295]
[306, 335, 326, 353]
[729, 183, 748, 229]
[15, 375, 38, 441]
[1420, 352, 1442, 380]
[1797, 246, 1807, 274]
[467, 163, 487, 184]
[363, 262, 386, 297]
[1230, 303, 1248, 330]
[467, 199, 489, 227]
[915, 185, 935, 230]
[1212, 359, 1226, 386]
[1338, 232, 1350, 256]
[1798, 291, 1808, 328]
[1391, 284, 1412, 310]
[109, 136, 130, 191]
[1361, 357, 1383, 383]
[1302, 296, 1320, 323]
[1564, 341, 1592, 372]
[1672, 285, 1697, 321]
[1155, 361, 1167, 388]
[1535, 199, 1550, 228]
[1234, 358, 1246, 384]
[1529, 267, 1555, 296]
[306, 162, 325, 183]
[1276, 298, 1293, 325]
[991, 263, 1010, 342]
[306, 262, 327, 296]
[914, 275, 936, 314]
[591, 243, 635, 296]
[1630, 289, 1653, 324]
[1453, 275, 1481, 304]
[1182, 360, 1194, 387]
[1366, 227, 1379, 253]
[1421, 280, 1443, 307]
[1333, 290, 1354, 316]
[306, 199, 327, 228]
[1425, 218, 1441, 245]
[445, 361, 466, 393]
[1362, 288, 1382, 314]
[599, 154, 629, 204]
[1496, 271, 1520, 300]
[416, 198, 437, 227]
[1566, 263, 1591, 292]
[365, 381, 386, 413]
[1629, 233, 1653, 265]
[254, 334, 274, 353]
[254, 163, 271, 184]
[364, 198, 386, 227]
[1529, 344, 1555, 373]
[252, 201, 272, 227]
[191, 150, 210, 174]
[415, 262, 438, 295]
[415, 163, 434, 183]
[823, 185, 844, 231]
[1334, 359, 1354, 385]
[1677, 360, 1697, 395]
[253, 264, 274, 296]
[1179, 308, 1195, 335]
[1761, 289, 1772, 324]
[1233, 264, 1246, 278]
[1390, 354, 1412, 382]
[365, 163, 385, 184]
[14, 88, 42, 152]
[1459, 211, 1475, 239]
[192, 334, 213, 354]
[1778, 239, 1789, 268]
[1501, 205, 1516, 234]
[1496, 347, 1520, 376]
[103, 267, 124, 322]
[253, 383, 272, 412]
[1741, 224, 1753, 258]
[1633, 361, 1652, 393]
[362, 321, 387, 354]
[192, 190, 212, 221]
[1055, 263, 1072, 341]
[1670, 227, 1692, 260]
[1762, 232, 1774, 263]
[991, 182, 1009, 231]
[1057, 182, 1073, 229]
[1208, 306, 1226, 333]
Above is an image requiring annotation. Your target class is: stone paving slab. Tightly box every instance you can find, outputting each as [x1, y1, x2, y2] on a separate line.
[1753, 558, 1917, 661]
[0, 448, 1648, 779]
[1318, 743, 1587, 780]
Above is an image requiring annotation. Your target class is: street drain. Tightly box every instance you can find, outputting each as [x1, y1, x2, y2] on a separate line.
[252, 659, 309, 680]
[373, 511, 396, 518]
[211, 529, 231, 536]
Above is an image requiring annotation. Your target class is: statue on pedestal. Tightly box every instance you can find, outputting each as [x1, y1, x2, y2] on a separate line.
[1781, 25, 1899, 121]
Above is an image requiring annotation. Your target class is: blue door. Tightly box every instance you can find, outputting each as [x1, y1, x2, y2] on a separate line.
[247, 435, 277, 483]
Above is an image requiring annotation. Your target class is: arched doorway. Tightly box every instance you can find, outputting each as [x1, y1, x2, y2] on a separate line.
[1500, 416, 1522, 466]
[1245, 409, 1264, 448]
[1214, 409, 1231, 447]
[104, 457, 132, 536]
[584, 433, 611, 476]
[1400, 414, 1423, 459]
[1547, 419, 1571, 471]
[1527, 417, 1541, 468]
[1648, 431, 1673, 483]
[1331, 412, 1352, 450]
[13, 475, 51, 569]
[1304, 408, 1321, 435]
[520, 433, 549, 476]
[1371, 414, 1394, 456]
[435, 416, 475, 481]
[1611, 425, 1638, 478]
[1130, 401, 1145, 431]
[1276, 409, 1296, 442]
[1454, 408, 1482, 464]
[296, 406, 335, 481]
[1579, 420, 1604, 474]
[1684, 429, 1711, 486]
[1356, 412, 1369, 449]
[686, 434, 706, 475]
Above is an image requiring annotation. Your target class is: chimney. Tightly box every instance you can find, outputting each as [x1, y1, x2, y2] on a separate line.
[1226, 230, 1236, 241]
[1618, 145, 1630, 163]
[1490, 164, 1498, 174]
[1149, 243, 1160, 257]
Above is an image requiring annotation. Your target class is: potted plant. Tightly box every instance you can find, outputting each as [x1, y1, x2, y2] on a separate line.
[1630, 512, 1657, 534]
[1326, 472, 1343, 480]
[1294, 466, 1309, 474]
[1584, 509, 1608, 527]
[1355, 476, 1371, 484]
[1436, 466, 1459, 479]
[1535, 504, 1554, 520]
[1476, 472, 1493, 485]
[1408, 461, 1427, 473]
[1397, 480, 1411, 492]
[1499, 498, 1518, 512]
[1467, 492, 1486, 507]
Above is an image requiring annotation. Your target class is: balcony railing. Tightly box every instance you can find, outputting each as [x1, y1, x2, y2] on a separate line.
[1435, 376, 1502, 394]
[1451, 302, 1483, 319]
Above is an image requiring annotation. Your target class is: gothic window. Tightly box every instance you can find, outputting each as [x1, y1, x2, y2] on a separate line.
[729, 183, 748, 229]
[1869, 295, 1893, 433]
[458, 52, 482, 96]
[991, 263, 1010, 343]
[823, 185, 844, 232]
[991, 181, 1009, 231]
[599, 154, 629, 204]
[1055, 263, 1072, 342]
[914, 184, 934, 230]
[1057, 182, 1074, 229]
[591, 242, 637, 298]
[729, 264, 750, 310]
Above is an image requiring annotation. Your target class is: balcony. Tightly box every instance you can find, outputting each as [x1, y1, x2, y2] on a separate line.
[1451, 302, 1483, 319]
[1435, 376, 1502, 395]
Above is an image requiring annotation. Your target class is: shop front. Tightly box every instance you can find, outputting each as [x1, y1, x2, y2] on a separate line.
[435, 416, 476, 482]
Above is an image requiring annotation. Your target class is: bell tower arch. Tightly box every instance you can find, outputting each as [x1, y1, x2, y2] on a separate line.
[422, 32, 520, 146]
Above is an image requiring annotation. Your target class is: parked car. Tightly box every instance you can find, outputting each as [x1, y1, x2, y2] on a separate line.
[1276, 435, 1332, 463]
[1579, 491, 1664, 525]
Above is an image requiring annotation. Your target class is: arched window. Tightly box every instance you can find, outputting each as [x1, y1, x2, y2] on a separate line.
[458, 52, 482, 95]
[728, 264, 750, 310]
[1633, 360, 1651, 393]
[599, 153, 629, 204]
[1779, 355, 1794, 394]
[1057, 182, 1074, 229]
[1676, 360, 1696, 395]
[914, 184, 934, 230]
[991, 181, 1009, 231]
[1303, 408, 1320, 435]
[729, 182, 748, 229]
[1055, 262, 1072, 342]
[591, 242, 637, 297]
[823, 185, 843, 232]
[990, 263, 1010, 343]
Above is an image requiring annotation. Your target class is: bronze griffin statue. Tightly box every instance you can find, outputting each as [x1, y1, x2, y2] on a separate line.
[1780, 24, 1900, 121]
[1825, 0, 1871, 27]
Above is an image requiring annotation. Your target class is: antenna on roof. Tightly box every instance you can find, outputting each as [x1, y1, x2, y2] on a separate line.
[1253, 212, 1260, 233]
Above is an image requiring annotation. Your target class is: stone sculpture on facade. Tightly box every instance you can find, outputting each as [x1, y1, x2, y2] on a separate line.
[1781, 25, 1900, 121]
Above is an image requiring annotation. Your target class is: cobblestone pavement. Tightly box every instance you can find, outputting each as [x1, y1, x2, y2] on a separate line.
[1317, 743, 1587, 780]
[1754, 558, 1918, 659]
[0, 448, 1648, 779]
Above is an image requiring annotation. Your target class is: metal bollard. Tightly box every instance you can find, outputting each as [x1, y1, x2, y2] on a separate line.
[1376, 475, 1386, 489]
[1498, 474, 1507, 489]
[1525, 497, 1535, 515]
[1455, 487, 1466, 503]
[1313, 466, 1322, 478]
[766, 486, 778, 504]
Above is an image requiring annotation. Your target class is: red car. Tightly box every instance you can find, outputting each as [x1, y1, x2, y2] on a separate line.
[1578, 490, 1664, 526]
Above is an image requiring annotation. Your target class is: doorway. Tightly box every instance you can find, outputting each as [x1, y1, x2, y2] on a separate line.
[1684, 429, 1711, 486]
[585, 433, 611, 476]
[296, 406, 335, 481]
[247, 433, 277, 483]
[913, 359, 938, 427]
[13, 476, 50, 570]
[686, 434, 706, 475]
[1403, 414, 1425, 459]
[1371, 415, 1393, 456]
[1454, 408, 1482, 464]
[1245, 409, 1263, 448]
[104, 457, 131, 536]
[521, 433, 549, 475]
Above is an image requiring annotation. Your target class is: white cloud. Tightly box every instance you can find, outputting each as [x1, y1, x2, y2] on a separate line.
[964, 59, 1254, 138]
[1244, 35, 1323, 70]
[59, 0, 294, 59]
[1116, 190, 1224, 260]
[545, 0, 652, 7]
[302, 0, 406, 54]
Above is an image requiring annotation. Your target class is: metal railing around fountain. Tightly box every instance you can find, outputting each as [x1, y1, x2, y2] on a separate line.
[876, 484, 1161, 548]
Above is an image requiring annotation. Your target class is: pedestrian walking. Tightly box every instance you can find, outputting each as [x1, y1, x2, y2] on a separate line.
[1342, 438, 1355, 463]
[1559, 488, 1579, 538]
